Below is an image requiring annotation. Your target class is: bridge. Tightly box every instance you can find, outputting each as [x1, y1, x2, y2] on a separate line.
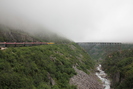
[76, 42, 122, 52]
[76, 42, 133, 60]
[0, 42, 54, 47]
[76, 42, 122, 45]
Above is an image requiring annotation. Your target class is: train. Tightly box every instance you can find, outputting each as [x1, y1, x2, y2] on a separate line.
[0, 42, 54, 47]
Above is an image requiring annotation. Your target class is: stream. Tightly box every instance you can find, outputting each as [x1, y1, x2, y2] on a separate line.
[95, 64, 111, 89]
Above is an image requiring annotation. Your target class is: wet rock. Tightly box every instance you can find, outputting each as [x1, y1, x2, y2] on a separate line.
[96, 70, 100, 73]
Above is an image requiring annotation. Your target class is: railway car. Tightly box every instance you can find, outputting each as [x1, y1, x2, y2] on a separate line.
[47, 42, 55, 44]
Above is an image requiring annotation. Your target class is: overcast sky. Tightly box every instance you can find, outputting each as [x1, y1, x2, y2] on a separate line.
[0, 0, 133, 42]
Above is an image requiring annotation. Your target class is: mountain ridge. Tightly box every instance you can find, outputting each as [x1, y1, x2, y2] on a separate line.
[0, 24, 70, 43]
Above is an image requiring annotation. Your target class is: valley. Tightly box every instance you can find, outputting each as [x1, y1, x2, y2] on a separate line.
[0, 25, 133, 89]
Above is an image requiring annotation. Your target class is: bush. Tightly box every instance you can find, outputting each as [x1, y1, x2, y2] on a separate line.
[0, 43, 94, 89]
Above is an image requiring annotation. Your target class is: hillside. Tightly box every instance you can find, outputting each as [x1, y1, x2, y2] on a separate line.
[0, 25, 104, 89]
[102, 50, 133, 89]
[0, 43, 96, 89]
[0, 24, 70, 43]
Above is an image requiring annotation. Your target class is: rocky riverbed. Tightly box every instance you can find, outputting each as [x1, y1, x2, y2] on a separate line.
[70, 66, 104, 89]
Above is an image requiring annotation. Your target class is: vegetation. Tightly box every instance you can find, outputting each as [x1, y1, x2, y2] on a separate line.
[0, 24, 94, 89]
[102, 49, 133, 89]
[78, 43, 133, 60]
[0, 43, 94, 89]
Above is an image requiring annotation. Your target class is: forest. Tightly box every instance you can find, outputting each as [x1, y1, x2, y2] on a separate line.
[0, 43, 94, 89]
[102, 49, 133, 89]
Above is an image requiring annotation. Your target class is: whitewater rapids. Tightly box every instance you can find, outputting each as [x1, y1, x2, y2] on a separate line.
[96, 64, 111, 89]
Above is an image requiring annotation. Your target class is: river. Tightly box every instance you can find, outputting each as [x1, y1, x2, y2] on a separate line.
[95, 64, 110, 89]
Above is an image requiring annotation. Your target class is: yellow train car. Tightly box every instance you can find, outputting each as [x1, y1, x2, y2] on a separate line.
[47, 42, 55, 44]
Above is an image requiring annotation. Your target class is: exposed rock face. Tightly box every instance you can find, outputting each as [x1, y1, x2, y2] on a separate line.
[0, 26, 36, 42]
[0, 47, 7, 50]
[70, 67, 104, 89]
[111, 71, 121, 88]
[47, 73, 56, 86]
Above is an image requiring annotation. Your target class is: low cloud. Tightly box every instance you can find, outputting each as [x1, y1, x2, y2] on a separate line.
[0, 0, 133, 42]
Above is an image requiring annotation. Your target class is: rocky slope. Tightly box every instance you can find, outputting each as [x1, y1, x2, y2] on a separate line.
[0, 24, 70, 43]
[0, 25, 35, 42]
[70, 66, 103, 89]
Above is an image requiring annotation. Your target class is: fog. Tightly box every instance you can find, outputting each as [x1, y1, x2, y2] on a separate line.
[0, 0, 133, 42]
